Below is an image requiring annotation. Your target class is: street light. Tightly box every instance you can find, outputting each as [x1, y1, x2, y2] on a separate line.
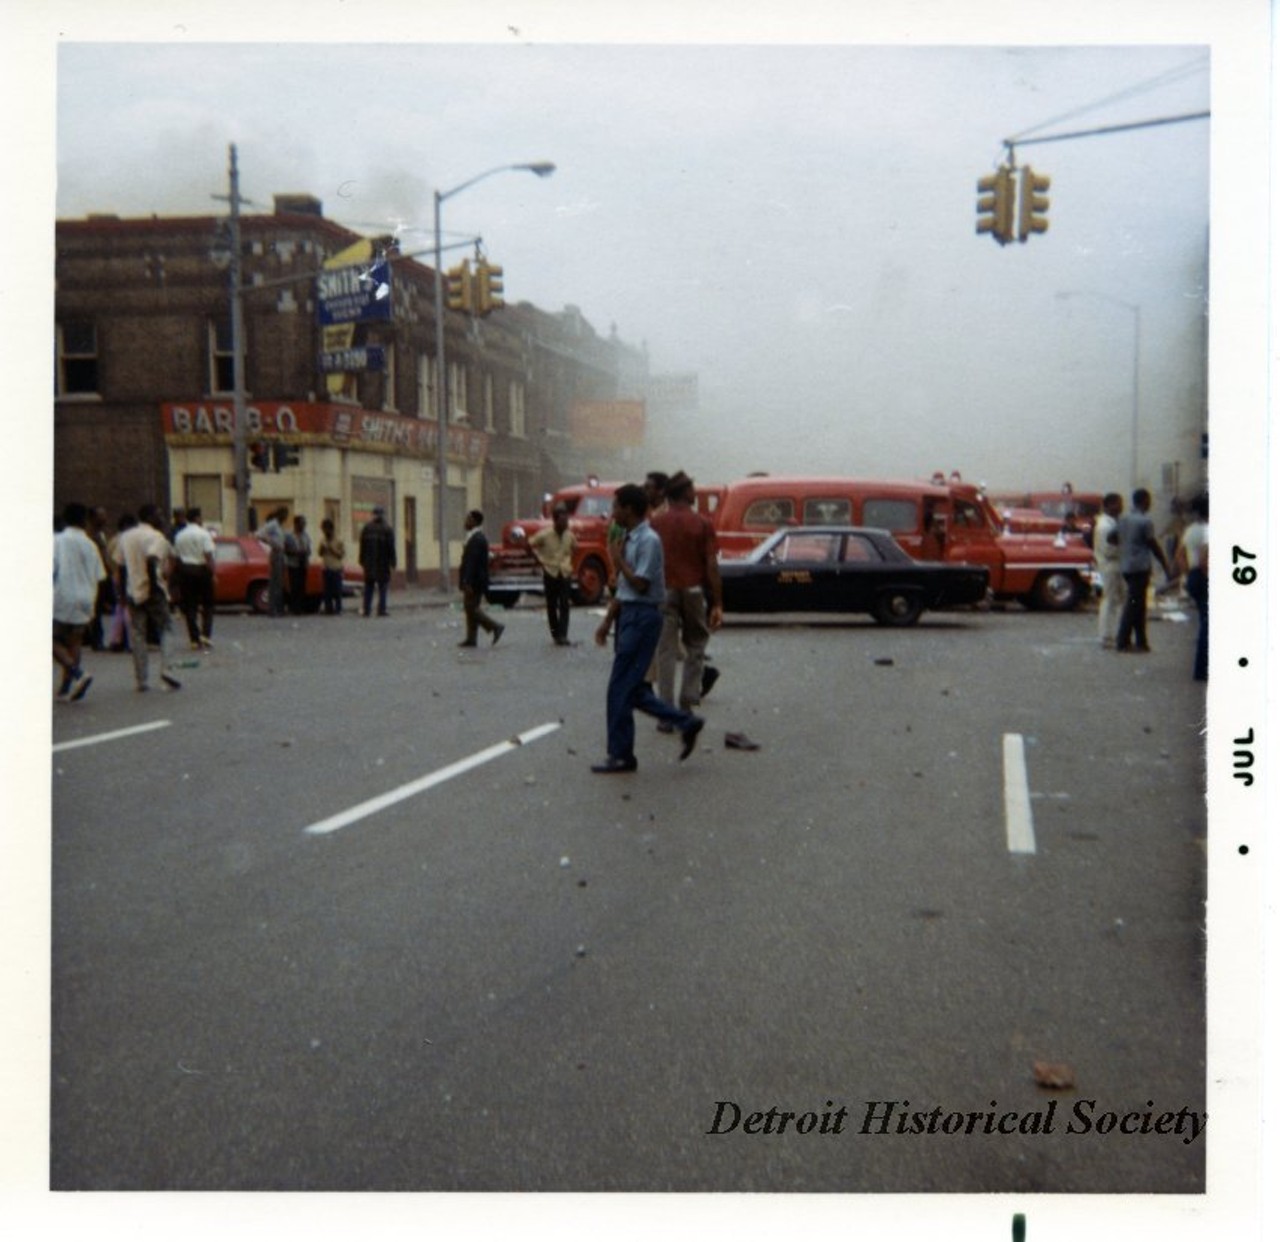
[433, 161, 556, 590]
[1056, 289, 1142, 491]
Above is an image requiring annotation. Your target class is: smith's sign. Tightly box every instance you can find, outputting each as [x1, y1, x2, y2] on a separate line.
[316, 260, 393, 326]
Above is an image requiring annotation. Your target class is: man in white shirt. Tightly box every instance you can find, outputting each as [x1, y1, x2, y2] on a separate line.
[527, 503, 576, 645]
[53, 502, 107, 701]
[1092, 492, 1124, 648]
[173, 506, 217, 649]
[114, 503, 182, 692]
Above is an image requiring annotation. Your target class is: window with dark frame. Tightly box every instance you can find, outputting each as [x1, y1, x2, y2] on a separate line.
[57, 321, 99, 395]
[209, 317, 235, 394]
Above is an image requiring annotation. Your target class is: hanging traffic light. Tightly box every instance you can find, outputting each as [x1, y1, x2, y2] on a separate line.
[1017, 166, 1051, 242]
[475, 259, 505, 315]
[446, 260, 473, 312]
[976, 167, 1015, 246]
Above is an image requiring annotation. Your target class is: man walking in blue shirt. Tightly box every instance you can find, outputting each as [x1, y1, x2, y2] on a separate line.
[591, 483, 704, 773]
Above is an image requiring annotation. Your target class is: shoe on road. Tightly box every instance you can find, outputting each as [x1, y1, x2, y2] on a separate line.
[591, 756, 638, 774]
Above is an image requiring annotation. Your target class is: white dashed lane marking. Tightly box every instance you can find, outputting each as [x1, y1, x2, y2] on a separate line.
[1003, 732, 1037, 855]
[303, 721, 562, 837]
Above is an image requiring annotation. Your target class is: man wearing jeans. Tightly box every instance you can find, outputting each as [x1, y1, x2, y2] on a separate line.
[591, 484, 703, 774]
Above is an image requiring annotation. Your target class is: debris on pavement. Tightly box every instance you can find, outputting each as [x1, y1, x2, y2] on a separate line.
[1032, 1061, 1076, 1090]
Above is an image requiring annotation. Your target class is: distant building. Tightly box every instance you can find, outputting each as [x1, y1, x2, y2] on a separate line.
[54, 195, 649, 584]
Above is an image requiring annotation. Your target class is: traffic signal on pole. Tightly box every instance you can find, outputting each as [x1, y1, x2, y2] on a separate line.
[475, 259, 505, 315]
[446, 260, 473, 313]
[1017, 166, 1051, 242]
[976, 166, 1015, 246]
[271, 442, 300, 471]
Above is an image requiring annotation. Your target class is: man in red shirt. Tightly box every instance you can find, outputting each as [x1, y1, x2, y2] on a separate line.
[650, 471, 723, 718]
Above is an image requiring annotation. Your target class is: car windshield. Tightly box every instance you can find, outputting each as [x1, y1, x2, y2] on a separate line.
[576, 495, 613, 518]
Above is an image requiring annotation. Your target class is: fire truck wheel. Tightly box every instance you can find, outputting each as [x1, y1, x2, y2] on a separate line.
[573, 556, 608, 606]
[487, 590, 521, 610]
[1030, 570, 1082, 611]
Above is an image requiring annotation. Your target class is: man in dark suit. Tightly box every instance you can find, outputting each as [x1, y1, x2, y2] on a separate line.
[358, 506, 396, 617]
[458, 509, 504, 647]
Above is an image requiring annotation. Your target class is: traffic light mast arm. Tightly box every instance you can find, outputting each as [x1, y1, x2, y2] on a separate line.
[1003, 109, 1208, 157]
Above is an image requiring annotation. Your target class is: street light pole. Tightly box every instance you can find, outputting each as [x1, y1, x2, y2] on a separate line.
[432, 161, 555, 591]
[1057, 289, 1141, 491]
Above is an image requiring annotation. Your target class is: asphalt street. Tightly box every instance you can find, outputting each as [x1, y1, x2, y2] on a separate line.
[49, 595, 1208, 1192]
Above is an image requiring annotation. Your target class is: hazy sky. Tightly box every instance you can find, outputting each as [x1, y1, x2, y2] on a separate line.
[52, 31, 1220, 492]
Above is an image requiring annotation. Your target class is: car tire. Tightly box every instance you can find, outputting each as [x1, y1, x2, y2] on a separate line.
[487, 590, 521, 610]
[572, 556, 608, 606]
[248, 581, 271, 614]
[871, 588, 924, 627]
[1030, 570, 1083, 612]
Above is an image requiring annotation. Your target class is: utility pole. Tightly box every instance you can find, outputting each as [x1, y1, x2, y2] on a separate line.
[214, 144, 251, 534]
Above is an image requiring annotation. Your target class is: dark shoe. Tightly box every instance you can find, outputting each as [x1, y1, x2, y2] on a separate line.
[69, 672, 94, 702]
[591, 756, 638, 774]
[161, 673, 182, 690]
[724, 731, 761, 751]
[656, 721, 675, 734]
[701, 665, 720, 698]
[492, 624, 505, 646]
[1134, 644, 1151, 653]
[679, 716, 705, 761]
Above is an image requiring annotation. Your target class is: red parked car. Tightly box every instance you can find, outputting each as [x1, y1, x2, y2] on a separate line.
[212, 535, 363, 613]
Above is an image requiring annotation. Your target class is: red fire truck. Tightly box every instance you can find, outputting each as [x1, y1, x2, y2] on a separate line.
[704, 474, 1095, 610]
[487, 480, 622, 608]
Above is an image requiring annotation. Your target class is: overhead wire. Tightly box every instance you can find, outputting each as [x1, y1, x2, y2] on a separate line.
[1006, 55, 1208, 144]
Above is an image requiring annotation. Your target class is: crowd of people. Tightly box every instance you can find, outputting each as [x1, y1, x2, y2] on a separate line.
[1092, 487, 1209, 682]
[53, 479, 1207, 733]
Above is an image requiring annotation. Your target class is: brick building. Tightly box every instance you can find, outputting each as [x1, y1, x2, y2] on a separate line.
[54, 194, 650, 585]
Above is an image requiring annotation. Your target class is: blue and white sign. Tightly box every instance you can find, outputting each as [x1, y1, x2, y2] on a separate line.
[316, 259, 393, 325]
[319, 345, 386, 373]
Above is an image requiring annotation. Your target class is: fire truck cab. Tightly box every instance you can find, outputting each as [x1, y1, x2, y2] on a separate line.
[487, 480, 622, 608]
